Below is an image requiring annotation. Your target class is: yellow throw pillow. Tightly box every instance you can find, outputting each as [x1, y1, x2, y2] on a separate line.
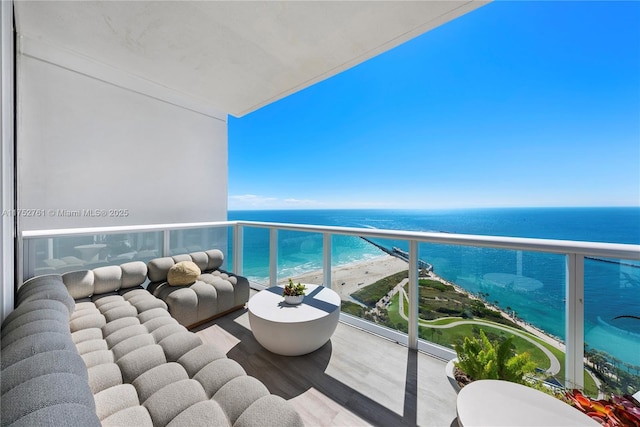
[167, 261, 201, 286]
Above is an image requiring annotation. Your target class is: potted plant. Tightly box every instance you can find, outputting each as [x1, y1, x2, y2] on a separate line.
[446, 329, 537, 392]
[283, 279, 306, 305]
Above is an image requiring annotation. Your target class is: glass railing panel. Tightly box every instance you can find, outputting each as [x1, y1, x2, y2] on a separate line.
[277, 230, 324, 284]
[335, 236, 410, 335]
[239, 226, 271, 287]
[413, 243, 569, 389]
[23, 231, 163, 279]
[584, 257, 640, 396]
[169, 226, 230, 268]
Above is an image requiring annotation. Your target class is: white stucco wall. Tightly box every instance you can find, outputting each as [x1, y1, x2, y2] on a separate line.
[17, 42, 229, 231]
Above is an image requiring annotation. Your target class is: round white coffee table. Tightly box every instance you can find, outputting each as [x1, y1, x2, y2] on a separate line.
[247, 284, 340, 356]
[457, 380, 600, 427]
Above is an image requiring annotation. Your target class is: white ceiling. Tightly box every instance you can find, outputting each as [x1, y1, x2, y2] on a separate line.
[14, 1, 487, 117]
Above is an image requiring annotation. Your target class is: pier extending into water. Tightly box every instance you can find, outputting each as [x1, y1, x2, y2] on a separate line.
[360, 237, 433, 271]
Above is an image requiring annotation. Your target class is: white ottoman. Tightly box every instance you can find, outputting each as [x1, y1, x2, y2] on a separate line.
[247, 284, 340, 356]
[457, 380, 601, 427]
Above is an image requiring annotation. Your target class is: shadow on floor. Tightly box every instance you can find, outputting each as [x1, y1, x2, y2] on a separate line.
[195, 309, 429, 427]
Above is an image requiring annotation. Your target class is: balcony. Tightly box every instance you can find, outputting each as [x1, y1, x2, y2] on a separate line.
[21, 220, 640, 408]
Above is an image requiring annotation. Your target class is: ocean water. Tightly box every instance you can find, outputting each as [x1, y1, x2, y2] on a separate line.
[229, 207, 640, 365]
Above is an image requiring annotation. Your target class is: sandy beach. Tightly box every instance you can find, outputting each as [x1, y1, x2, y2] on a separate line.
[280, 255, 409, 301]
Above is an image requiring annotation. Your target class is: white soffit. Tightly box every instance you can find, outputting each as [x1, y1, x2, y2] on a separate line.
[14, 1, 488, 117]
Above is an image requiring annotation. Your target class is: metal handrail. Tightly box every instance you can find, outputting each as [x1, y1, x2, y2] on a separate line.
[23, 220, 640, 259]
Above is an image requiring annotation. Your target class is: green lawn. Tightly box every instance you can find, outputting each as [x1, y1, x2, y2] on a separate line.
[386, 289, 599, 396]
[352, 272, 599, 396]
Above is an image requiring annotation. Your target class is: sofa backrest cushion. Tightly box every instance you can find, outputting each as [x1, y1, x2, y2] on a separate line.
[62, 261, 148, 299]
[93, 266, 123, 294]
[63, 270, 95, 299]
[121, 261, 148, 289]
[189, 252, 209, 271]
[147, 257, 176, 283]
[147, 250, 225, 284]
[205, 249, 224, 271]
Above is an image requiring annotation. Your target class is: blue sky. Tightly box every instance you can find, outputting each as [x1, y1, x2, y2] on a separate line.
[228, 1, 640, 211]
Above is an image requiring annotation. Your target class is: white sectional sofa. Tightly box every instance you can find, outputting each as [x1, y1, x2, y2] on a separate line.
[1, 256, 302, 426]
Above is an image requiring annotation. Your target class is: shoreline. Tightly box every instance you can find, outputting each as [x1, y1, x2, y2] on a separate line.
[285, 254, 566, 352]
[280, 254, 409, 302]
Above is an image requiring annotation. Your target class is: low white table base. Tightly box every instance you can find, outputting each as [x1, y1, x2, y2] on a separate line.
[456, 380, 600, 427]
[248, 284, 340, 356]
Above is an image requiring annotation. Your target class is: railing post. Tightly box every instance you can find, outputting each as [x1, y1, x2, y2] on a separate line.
[566, 253, 585, 389]
[47, 238, 53, 260]
[408, 240, 419, 350]
[162, 230, 170, 257]
[233, 224, 243, 275]
[22, 238, 35, 281]
[323, 233, 332, 289]
[269, 228, 278, 287]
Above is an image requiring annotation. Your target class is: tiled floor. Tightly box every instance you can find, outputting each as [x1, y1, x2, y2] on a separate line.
[194, 308, 459, 427]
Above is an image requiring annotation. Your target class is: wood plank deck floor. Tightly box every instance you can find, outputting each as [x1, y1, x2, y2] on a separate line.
[193, 307, 459, 427]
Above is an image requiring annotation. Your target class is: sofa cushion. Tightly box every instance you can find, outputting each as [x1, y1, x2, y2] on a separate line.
[17, 274, 62, 298]
[111, 334, 156, 361]
[93, 383, 140, 421]
[76, 338, 108, 355]
[87, 363, 123, 394]
[102, 316, 139, 338]
[172, 254, 193, 263]
[16, 276, 75, 314]
[117, 344, 166, 383]
[1, 319, 70, 350]
[1, 373, 96, 426]
[167, 261, 201, 286]
[62, 270, 95, 299]
[8, 403, 101, 427]
[193, 358, 246, 398]
[143, 379, 208, 427]
[176, 344, 227, 377]
[234, 395, 303, 427]
[124, 292, 168, 313]
[70, 311, 106, 333]
[103, 304, 138, 323]
[147, 257, 175, 283]
[120, 261, 148, 289]
[212, 376, 270, 425]
[158, 332, 203, 362]
[71, 328, 103, 345]
[101, 405, 153, 427]
[138, 307, 172, 324]
[82, 349, 115, 368]
[0, 331, 76, 370]
[1, 350, 88, 395]
[205, 249, 224, 271]
[166, 400, 229, 427]
[1, 299, 70, 333]
[188, 251, 209, 271]
[132, 362, 189, 403]
[105, 324, 148, 348]
[93, 266, 123, 294]
[1, 307, 69, 339]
